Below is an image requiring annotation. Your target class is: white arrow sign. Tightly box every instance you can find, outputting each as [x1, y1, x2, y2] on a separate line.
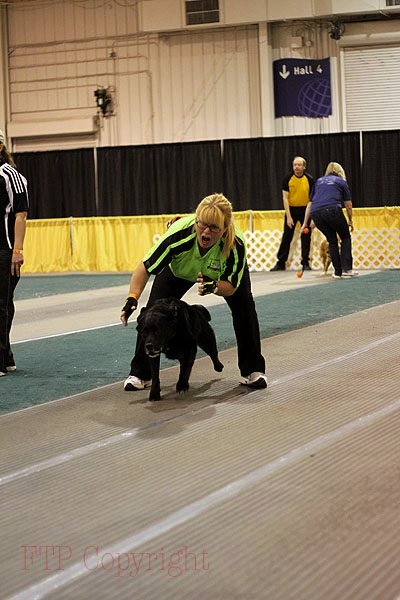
[279, 65, 290, 79]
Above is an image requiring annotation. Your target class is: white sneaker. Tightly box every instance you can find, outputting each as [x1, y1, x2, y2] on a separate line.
[124, 375, 151, 391]
[342, 270, 359, 277]
[332, 274, 342, 279]
[240, 372, 268, 389]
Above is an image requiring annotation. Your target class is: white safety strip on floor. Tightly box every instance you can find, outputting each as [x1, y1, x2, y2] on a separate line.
[269, 330, 400, 386]
[13, 321, 125, 343]
[0, 431, 138, 486]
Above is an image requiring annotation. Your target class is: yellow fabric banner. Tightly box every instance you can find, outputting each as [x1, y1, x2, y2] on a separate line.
[24, 218, 73, 272]
[22, 208, 400, 273]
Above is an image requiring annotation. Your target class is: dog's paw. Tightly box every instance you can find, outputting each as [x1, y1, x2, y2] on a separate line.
[214, 360, 224, 372]
[149, 387, 161, 401]
[149, 393, 161, 401]
[176, 381, 189, 393]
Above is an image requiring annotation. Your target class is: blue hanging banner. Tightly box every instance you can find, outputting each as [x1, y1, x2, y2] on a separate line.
[273, 58, 332, 118]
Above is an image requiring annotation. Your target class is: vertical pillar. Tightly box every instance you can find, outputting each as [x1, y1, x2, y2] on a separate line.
[258, 21, 275, 137]
[0, 6, 9, 143]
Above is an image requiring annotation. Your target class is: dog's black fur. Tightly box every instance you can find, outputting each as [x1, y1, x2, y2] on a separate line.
[136, 297, 224, 401]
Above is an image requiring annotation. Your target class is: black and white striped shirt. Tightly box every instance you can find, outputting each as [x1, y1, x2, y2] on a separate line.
[0, 162, 29, 250]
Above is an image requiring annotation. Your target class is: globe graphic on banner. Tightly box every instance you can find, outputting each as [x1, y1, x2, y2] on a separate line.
[297, 78, 331, 117]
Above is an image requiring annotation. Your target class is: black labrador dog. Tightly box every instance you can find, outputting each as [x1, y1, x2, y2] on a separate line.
[136, 297, 224, 401]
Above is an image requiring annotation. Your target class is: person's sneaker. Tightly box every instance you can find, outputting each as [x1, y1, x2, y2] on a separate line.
[6, 357, 16, 372]
[0, 366, 7, 377]
[270, 264, 285, 272]
[342, 270, 359, 277]
[240, 372, 268, 389]
[332, 273, 342, 279]
[124, 375, 151, 391]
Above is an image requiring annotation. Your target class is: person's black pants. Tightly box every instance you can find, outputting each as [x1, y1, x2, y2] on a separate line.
[312, 207, 353, 276]
[275, 205, 311, 268]
[0, 248, 19, 369]
[129, 265, 266, 379]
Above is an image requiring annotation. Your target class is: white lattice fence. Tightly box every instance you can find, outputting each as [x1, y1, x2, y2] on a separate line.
[244, 227, 400, 271]
[154, 224, 399, 272]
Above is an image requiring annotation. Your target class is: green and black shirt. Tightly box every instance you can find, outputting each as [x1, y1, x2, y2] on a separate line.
[143, 215, 246, 289]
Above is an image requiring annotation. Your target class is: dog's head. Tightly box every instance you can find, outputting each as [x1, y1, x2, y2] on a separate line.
[136, 298, 180, 358]
[320, 239, 329, 257]
[136, 298, 213, 357]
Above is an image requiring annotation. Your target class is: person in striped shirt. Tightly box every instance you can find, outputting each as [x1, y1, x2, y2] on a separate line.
[0, 129, 29, 376]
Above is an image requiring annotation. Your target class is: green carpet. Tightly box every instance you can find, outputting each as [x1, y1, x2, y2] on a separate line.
[1, 270, 399, 415]
[15, 273, 129, 300]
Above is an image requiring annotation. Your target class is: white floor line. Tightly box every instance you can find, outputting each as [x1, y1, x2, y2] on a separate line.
[270, 330, 400, 387]
[13, 321, 126, 344]
[7, 395, 400, 600]
[2, 330, 400, 488]
[0, 431, 138, 486]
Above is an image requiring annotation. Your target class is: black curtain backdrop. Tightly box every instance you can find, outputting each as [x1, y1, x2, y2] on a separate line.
[97, 141, 223, 216]
[222, 132, 361, 210]
[14, 149, 96, 219]
[361, 130, 400, 207]
[12, 131, 395, 219]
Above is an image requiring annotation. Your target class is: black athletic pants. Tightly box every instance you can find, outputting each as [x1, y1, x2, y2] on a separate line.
[275, 205, 311, 268]
[0, 248, 19, 370]
[312, 206, 353, 276]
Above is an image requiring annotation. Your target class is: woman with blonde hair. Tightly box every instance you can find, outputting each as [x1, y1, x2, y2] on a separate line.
[121, 193, 267, 392]
[325, 161, 346, 180]
[302, 162, 357, 278]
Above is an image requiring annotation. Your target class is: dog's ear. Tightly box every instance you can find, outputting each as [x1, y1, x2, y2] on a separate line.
[172, 301, 195, 337]
[165, 298, 180, 320]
